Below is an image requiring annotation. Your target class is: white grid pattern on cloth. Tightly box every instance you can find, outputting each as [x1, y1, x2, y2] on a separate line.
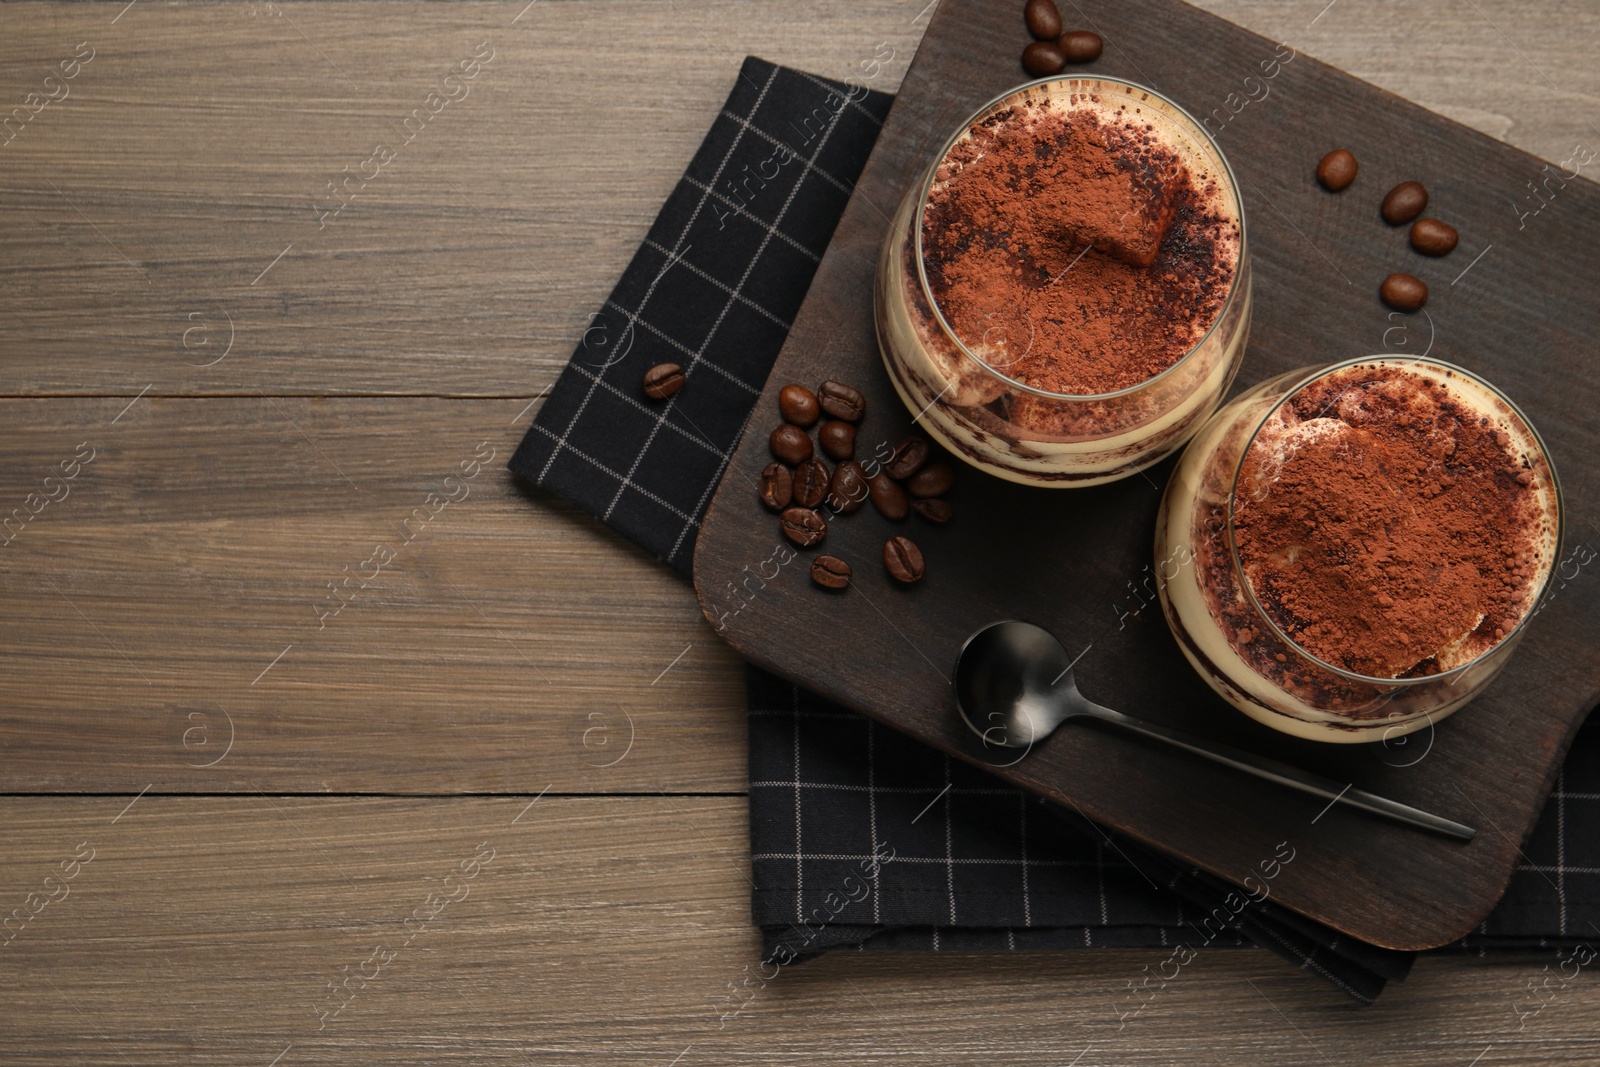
[600, 299, 766, 394]
[639, 238, 794, 329]
[512, 57, 892, 573]
[535, 63, 779, 488]
[518, 420, 699, 525]
[558, 360, 730, 459]
[615, 75, 856, 548]
[679, 175, 825, 261]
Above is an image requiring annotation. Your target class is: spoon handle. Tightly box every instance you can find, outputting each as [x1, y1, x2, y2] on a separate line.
[1091, 710, 1477, 842]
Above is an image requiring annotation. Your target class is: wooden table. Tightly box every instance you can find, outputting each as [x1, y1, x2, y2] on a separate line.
[2, 1, 1596, 1062]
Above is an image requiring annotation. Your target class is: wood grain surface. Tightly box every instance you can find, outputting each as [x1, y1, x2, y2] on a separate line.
[693, 0, 1600, 950]
[1, 0, 1598, 1063]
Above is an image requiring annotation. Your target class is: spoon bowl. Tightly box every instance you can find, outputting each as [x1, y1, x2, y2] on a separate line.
[952, 620, 1476, 841]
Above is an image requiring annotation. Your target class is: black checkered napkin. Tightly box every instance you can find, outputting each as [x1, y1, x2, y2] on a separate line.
[744, 665, 1411, 1004]
[510, 57, 893, 573]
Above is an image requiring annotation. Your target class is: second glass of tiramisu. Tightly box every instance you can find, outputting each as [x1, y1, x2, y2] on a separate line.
[876, 76, 1250, 487]
[1156, 356, 1563, 742]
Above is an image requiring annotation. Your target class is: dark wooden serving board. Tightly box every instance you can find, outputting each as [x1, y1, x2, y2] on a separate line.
[693, 0, 1600, 950]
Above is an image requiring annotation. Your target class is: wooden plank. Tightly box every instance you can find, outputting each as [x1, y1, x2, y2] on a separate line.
[0, 795, 1589, 1066]
[0, 1, 926, 397]
[0, 397, 747, 793]
[692, 0, 1600, 951]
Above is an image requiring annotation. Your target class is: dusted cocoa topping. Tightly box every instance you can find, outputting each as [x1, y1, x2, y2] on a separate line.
[920, 93, 1240, 396]
[1231, 364, 1553, 679]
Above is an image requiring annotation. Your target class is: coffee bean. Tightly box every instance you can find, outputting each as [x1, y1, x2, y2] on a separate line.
[811, 555, 851, 590]
[885, 435, 930, 481]
[642, 363, 684, 399]
[1022, 40, 1067, 77]
[1316, 149, 1358, 191]
[828, 461, 869, 514]
[1380, 273, 1428, 311]
[912, 497, 953, 524]
[1381, 181, 1429, 225]
[1409, 218, 1459, 256]
[770, 424, 813, 465]
[817, 380, 866, 422]
[1058, 30, 1102, 63]
[1024, 0, 1062, 40]
[907, 462, 955, 498]
[780, 507, 827, 547]
[867, 471, 909, 521]
[883, 535, 925, 583]
[818, 419, 856, 461]
[758, 462, 792, 511]
[793, 458, 830, 508]
[778, 384, 820, 427]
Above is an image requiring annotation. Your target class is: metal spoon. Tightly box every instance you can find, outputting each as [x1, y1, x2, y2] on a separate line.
[952, 620, 1476, 842]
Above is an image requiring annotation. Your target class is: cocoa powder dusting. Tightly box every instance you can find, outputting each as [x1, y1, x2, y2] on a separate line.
[1232, 366, 1551, 679]
[921, 95, 1239, 396]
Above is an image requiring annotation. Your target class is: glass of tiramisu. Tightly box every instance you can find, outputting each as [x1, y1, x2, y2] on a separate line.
[1156, 356, 1562, 742]
[875, 76, 1250, 486]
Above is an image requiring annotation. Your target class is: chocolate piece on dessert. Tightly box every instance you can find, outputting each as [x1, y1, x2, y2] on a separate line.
[1024, 117, 1187, 267]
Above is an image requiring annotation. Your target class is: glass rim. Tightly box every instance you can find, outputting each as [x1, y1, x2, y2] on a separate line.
[1223, 354, 1566, 686]
[910, 74, 1249, 402]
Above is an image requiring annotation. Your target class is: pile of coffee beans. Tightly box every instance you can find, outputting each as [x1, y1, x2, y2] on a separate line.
[758, 381, 953, 590]
[1020, 0, 1102, 77]
[1314, 149, 1461, 312]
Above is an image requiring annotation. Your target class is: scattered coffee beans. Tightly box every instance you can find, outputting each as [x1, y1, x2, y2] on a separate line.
[793, 458, 830, 508]
[883, 536, 925, 583]
[907, 462, 955, 498]
[1024, 0, 1062, 40]
[1381, 181, 1428, 225]
[1059, 30, 1102, 63]
[1022, 40, 1067, 77]
[769, 424, 813, 465]
[818, 419, 856, 460]
[758, 462, 792, 511]
[780, 507, 827, 547]
[811, 555, 852, 590]
[817, 380, 866, 421]
[1409, 218, 1458, 256]
[642, 363, 685, 399]
[1380, 272, 1428, 311]
[1316, 149, 1358, 191]
[885, 435, 930, 481]
[755, 377, 953, 595]
[828, 461, 869, 514]
[778, 383, 820, 427]
[867, 471, 910, 521]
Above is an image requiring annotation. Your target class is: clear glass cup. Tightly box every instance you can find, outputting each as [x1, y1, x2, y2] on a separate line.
[1155, 356, 1564, 743]
[874, 76, 1251, 487]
